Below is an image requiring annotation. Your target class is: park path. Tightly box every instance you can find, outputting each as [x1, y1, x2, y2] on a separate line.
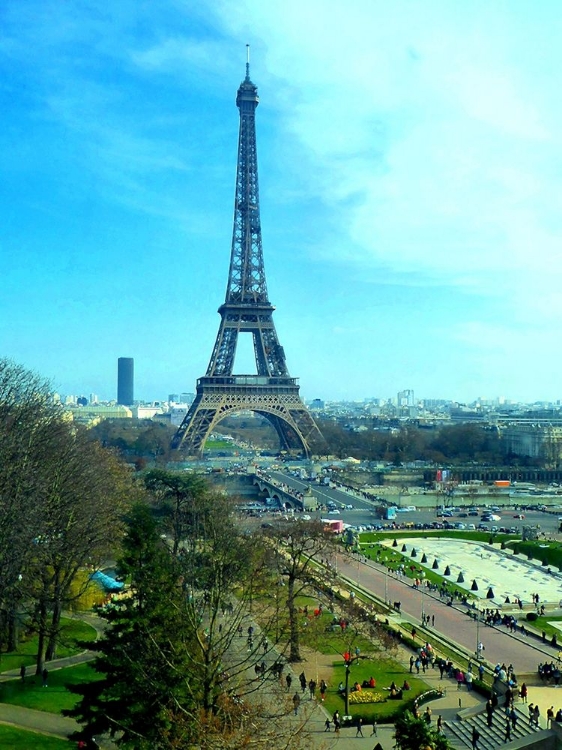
[0, 554, 559, 749]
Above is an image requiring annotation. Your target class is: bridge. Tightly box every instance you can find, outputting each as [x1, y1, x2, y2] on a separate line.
[250, 472, 318, 512]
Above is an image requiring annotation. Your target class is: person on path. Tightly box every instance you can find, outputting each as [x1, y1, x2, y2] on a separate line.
[471, 726, 480, 749]
[547, 706, 554, 728]
[486, 699, 494, 728]
[320, 679, 327, 701]
[504, 718, 512, 742]
[292, 693, 300, 715]
[478, 663, 485, 681]
[370, 719, 377, 736]
[424, 707, 432, 725]
[456, 670, 464, 690]
[42, 668, 48, 687]
[510, 707, 517, 731]
[437, 715, 443, 733]
[465, 670, 473, 691]
[528, 703, 535, 725]
[20, 664, 25, 683]
[409, 655, 414, 673]
[308, 679, 316, 699]
[285, 673, 292, 691]
[299, 671, 307, 694]
[520, 682, 528, 702]
[324, 717, 331, 732]
[355, 717, 364, 737]
[533, 704, 540, 727]
[333, 710, 341, 735]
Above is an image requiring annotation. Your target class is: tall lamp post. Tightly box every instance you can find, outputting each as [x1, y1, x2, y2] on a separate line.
[420, 572, 426, 623]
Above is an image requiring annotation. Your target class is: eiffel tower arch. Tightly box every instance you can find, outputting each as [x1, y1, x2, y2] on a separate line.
[172, 55, 325, 458]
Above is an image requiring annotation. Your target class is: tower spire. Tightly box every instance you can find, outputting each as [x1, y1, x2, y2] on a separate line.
[171, 60, 325, 458]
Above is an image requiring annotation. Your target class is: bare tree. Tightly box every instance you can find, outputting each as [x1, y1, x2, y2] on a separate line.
[267, 520, 335, 662]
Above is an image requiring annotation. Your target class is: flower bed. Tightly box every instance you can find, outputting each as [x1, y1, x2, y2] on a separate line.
[349, 690, 386, 704]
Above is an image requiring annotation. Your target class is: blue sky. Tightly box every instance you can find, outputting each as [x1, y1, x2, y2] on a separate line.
[2, 1, 562, 404]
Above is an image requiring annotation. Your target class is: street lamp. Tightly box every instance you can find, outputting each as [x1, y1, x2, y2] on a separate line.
[384, 566, 388, 606]
[420, 572, 426, 623]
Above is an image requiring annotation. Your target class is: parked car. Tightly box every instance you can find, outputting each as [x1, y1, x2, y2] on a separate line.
[468, 510, 479, 516]
[513, 513, 525, 519]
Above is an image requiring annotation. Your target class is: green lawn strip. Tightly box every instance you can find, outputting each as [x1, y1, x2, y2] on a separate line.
[510, 540, 562, 569]
[354, 544, 472, 601]
[322, 657, 430, 722]
[0, 618, 97, 673]
[359, 530, 513, 545]
[528, 615, 562, 641]
[0, 663, 102, 714]
[0, 725, 71, 748]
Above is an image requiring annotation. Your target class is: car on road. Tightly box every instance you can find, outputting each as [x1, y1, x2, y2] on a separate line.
[468, 510, 479, 516]
[454, 523, 466, 529]
[328, 509, 340, 515]
[346, 504, 353, 509]
[458, 512, 468, 518]
[468, 523, 476, 530]
[478, 523, 489, 530]
[513, 513, 525, 519]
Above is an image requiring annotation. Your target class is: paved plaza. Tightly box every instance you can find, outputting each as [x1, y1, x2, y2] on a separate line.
[381, 538, 562, 607]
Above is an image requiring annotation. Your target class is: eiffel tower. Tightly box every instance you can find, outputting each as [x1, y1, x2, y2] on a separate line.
[172, 55, 324, 458]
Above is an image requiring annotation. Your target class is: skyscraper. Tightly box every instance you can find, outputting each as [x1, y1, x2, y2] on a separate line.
[117, 357, 134, 406]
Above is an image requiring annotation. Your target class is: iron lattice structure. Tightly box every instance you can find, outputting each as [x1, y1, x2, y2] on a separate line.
[172, 61, 325, 457]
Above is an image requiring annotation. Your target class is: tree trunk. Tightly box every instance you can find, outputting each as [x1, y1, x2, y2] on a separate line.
[46, 597, 62, 661]
[7, 608, 19, 652]
[287, 576, 301, 662]
[35, 598, 48, 675]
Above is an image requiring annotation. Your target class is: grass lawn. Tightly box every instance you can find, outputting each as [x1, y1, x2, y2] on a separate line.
[323, 657, 430, 722]
[530, 615, 562, 640]
[0, 618, 97, 673]
[0, 725, 71, 748]
[0, 662, 102, 714]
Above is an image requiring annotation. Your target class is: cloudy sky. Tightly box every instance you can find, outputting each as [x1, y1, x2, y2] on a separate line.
[2, 1, 562, 404]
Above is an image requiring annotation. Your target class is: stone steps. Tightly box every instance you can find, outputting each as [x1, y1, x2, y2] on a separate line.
[445, 705, 542, 749]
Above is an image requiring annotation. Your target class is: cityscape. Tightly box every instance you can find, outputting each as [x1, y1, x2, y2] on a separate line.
[5, 3, 562, 750]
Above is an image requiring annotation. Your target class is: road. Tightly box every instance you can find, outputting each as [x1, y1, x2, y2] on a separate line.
[335, 551, 557, 676]
[266, 470, 562, 536]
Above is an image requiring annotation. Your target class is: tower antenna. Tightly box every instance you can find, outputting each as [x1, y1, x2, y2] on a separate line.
[246, 43, 250, 79]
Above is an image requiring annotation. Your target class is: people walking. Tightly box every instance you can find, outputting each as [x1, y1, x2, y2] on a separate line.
[547, 706, 554, 728]
[292, 693, 300, 715]
[355, 717, 364, 737]
[42, 668, 48, 687]
[333, 710, 341, 734]
[285, 673, 292, 691]
[533, 704, 541, 727]
[504, 717, 512, 742]
[324, 717, 331, 732]
[471, 726, 480, 749]
[520, 682, 528, 702]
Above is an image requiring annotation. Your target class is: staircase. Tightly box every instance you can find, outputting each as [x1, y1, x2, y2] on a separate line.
[445, 705, 550, 749]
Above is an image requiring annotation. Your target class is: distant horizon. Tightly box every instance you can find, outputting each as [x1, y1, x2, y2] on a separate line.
[3, 3, 562, 405]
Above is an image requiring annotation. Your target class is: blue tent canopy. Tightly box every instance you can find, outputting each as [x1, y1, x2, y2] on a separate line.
[91, 570, 124, 592]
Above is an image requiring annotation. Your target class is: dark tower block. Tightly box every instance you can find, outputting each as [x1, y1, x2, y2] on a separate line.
[172, 57, 325, 458]
[117, 357, 134, 406]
